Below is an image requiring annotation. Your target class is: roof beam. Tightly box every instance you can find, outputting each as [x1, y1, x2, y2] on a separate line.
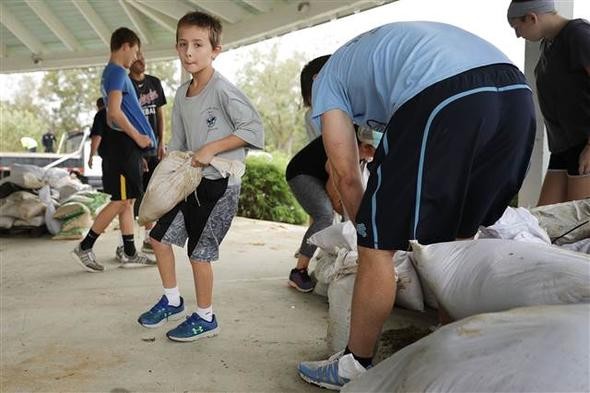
[119, 0, 152, 44]
[25, 0, 81, 51]
[0, 3, 44, 55]
[128, 1, 177, 33]
[71, 0, 111, 47]
[241, 0, 272, 13]
[136, 0, 193, 20]
[187, 0, 247, 24]
[224, 0, 388, 49]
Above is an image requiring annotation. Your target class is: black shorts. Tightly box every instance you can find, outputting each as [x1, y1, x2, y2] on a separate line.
[548, 143, 586, 176]
[150, 178, 235, 260]
[356, 64, 536, 250]
[101, 152, 143, 201]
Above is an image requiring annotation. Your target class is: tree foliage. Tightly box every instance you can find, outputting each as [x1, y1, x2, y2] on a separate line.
[0, 100, 47, 152]
[236, 45, 308, 156]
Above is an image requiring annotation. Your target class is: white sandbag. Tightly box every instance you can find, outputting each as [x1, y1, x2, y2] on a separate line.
[343, 304, 590, 393]
[393, 252, 424, 312]
[327, 274, 355, 352]
[39, 185, 61, 235]
[530, 198, 590, 245]
[0, 216, 15, 229]
[307, 221, 357, 252]
[311, 249, 339, 284]
[478, 206, 550, 244]
[411, 239, 590, 320]
[14, 215, 45, 227]
[560, 238, 590, 254]
[138, 152, 244, 226]
[9, 164, 46, 189]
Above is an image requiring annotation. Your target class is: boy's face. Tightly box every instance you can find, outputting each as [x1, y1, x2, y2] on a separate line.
[176, 25, 221, 74]
[509, 14, 543, 41]
[122, 43, 140, 68]
[130, 51, 145, 74]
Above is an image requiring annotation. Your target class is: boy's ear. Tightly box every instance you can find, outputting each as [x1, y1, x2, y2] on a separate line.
[212, 45, 222, 60]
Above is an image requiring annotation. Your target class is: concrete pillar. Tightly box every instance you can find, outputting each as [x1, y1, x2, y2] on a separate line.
[518, 0, 574, 208]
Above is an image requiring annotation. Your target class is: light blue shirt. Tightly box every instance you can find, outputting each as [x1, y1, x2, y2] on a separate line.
[311, 22, 512, 132]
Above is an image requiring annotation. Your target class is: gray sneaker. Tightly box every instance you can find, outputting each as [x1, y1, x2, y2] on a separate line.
[119, 252, 156, 268]
[72, 246, 104, 272]
[115, 245, 125, 263]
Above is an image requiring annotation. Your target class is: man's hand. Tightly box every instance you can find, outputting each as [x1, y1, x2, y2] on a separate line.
[135, 134, 152, 149]
[142, 158, 149, 172]
[579, 144, 590, 175]
[87, 156, 94, 169]
[157, 143, 166, 161]
[191, 145, 215, 167]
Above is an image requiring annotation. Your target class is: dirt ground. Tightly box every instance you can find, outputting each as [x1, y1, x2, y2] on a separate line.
[1, 217, 435, 392]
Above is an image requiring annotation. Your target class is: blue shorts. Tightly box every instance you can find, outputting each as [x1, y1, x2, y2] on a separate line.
[356, 64, 536, 251]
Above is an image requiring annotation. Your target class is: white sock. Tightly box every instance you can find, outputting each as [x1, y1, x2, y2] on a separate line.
[197, 305, 213, 322]
[164, 287, 181, 307]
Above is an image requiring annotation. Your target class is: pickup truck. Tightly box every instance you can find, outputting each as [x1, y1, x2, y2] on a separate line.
[0, 131, 102, 188]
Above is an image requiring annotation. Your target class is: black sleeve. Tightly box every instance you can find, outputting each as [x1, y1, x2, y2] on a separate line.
[568, 21, 590, 71]
[90, 110, 106, 138]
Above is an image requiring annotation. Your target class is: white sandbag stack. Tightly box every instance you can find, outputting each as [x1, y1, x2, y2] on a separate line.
[411, 239, 590, 320]
[530, 198, 590, 245]
[342, 304, 590, 393]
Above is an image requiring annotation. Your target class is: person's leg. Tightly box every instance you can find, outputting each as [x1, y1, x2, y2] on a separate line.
[288, 175, 334, 291]
[347, 246, 396, 357]
[538, 171, 568, 206]
[191, 259, 213, 315]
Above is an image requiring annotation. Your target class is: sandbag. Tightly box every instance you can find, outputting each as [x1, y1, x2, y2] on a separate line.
[138, 152, 245, 226]
[411, 239, 590, 320]
[343, 304, 590, 393]
[54, 202, 89, 220]
[530, 198, 590, 245]
[393, 252, 424, 312]
[39, 185, 60, 235]
[327, 274, 355, 352]
[307, 221, 357, 252]
[478, 206, 550, 244]
[0, 216, 15, 229]
[14, 215, 45, 227]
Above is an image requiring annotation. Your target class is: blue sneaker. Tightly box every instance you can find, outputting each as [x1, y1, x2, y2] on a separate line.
[166, 313, 219, 342]
[138, 295, 185, 328]
[298, 351, 367, 391]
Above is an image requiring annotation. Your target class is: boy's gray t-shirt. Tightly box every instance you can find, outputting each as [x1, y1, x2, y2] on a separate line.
[169, 71, 264, 185]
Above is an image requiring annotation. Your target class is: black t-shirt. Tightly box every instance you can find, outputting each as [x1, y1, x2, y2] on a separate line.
[285, 136, 329, 182]
[535, 19, 590, 153]
[130, 74, 167, 146]
[90, 108, 139, 159]
[41, 133, 56, 149]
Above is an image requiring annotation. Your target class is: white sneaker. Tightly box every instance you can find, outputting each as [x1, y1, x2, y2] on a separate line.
[119, 251, 156, 268]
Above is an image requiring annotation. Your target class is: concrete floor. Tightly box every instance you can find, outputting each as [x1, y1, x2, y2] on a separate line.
[1, 217, 434, 392]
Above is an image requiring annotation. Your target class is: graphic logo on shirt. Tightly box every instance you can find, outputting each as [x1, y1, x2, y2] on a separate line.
[356, 223, 367, 238]
[206, 112, 217, 129]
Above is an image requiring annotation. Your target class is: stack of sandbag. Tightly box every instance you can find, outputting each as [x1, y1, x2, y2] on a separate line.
[0, 190, 47, 229]
[0, 164, 92, 234]
[342, 304, 590, 393]
[307, 221, 426, 351]
[52, 191, 109, 240]
[138, 152, 245, 226]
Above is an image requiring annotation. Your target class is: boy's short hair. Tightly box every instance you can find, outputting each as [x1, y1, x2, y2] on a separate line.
[110, 27, 141, 52]
[300, 55, 331, 107]
[176, 11, 223, 48]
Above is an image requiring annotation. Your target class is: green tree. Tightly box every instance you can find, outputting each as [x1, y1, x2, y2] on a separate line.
[0, 101, 47, 152]
[39, 67, 103, 134]
[236, 45, 308, 156]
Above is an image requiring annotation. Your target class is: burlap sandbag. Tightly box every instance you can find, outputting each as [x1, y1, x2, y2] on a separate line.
[138, 152, 245, 226]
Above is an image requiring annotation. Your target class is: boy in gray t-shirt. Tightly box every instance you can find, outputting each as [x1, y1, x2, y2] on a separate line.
[137, 11, 264, 342]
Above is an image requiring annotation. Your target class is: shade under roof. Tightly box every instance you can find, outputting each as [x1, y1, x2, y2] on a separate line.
[0, 0, 394, 74]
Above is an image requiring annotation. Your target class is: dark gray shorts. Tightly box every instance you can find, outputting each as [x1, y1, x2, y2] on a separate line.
[150, 178, 240, 261]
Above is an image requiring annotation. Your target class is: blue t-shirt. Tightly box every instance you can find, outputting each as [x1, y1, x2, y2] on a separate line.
[101, 62, 156, 151]
[311, 21, 512, 132]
